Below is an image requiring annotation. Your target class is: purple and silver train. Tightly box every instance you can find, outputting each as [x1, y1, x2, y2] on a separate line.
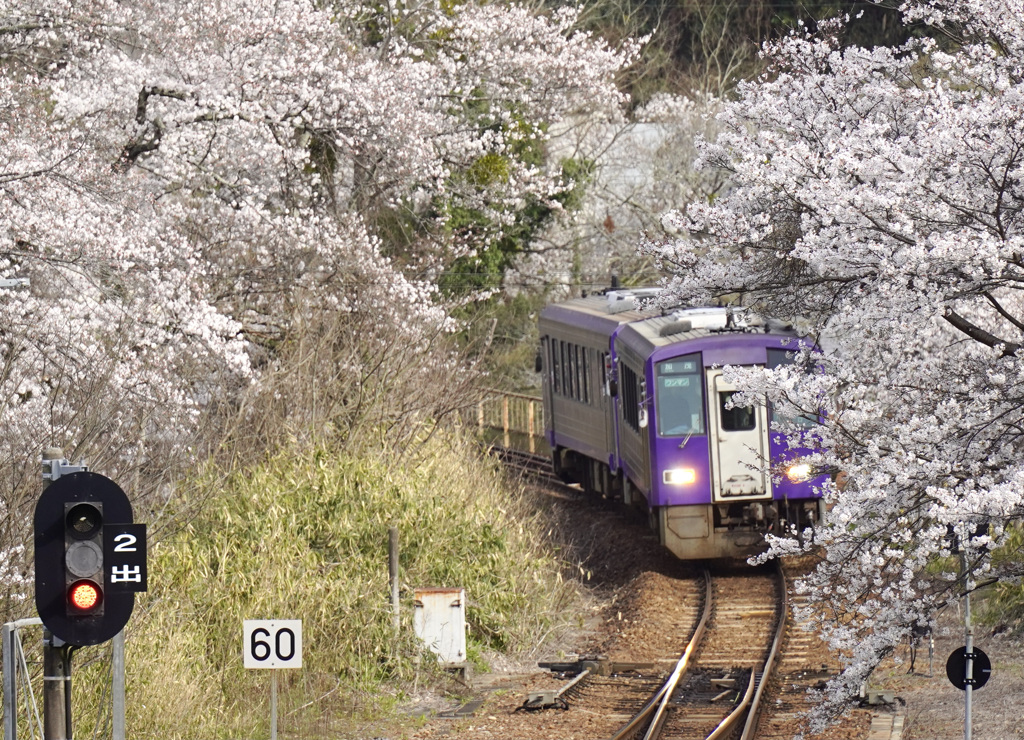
[539, 289, 826, 560]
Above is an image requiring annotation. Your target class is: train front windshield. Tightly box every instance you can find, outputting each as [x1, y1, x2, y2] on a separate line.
[655, 355, 705, 436]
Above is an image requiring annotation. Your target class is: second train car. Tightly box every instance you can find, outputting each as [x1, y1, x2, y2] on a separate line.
[539, 288, 826, 560]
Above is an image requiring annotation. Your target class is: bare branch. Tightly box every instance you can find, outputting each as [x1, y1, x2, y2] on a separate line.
[944, 308, 1021, 355]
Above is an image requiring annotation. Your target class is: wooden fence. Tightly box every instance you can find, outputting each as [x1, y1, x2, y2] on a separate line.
[470, 391, 546, 453]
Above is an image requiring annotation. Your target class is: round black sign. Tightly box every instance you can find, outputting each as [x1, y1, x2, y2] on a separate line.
[946, 646, 992, 690]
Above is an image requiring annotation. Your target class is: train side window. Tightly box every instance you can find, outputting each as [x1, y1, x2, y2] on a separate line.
[767, 347, 815, 372]
[569, 343, 577, 399]
[655, 355, 705, 436]
[569, 345, 577, 403]
[572, 344, 580, 401]
[588, 352, 593, 402]
[573, 343, 581, 403]
[581, 349, 590, 404]
[560, 341, 569, 397]
[565, 343, 573, 399]
[561, 343, 569, 397]
[719, 391, 756, 431]
[551, 341, 561, 394]
[604, 354, 617, 397]
[621, 363, 640, 431]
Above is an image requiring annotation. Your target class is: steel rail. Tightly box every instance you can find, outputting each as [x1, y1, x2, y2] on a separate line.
[487, 445, 585, 500]
[706, 669, 757, 740]
[737, 560, 789, 740]
[698, 561, 788, 740]
[491, 445, 549, 471]
[610, 562, 787, 740]
[608, 567, 713, 740]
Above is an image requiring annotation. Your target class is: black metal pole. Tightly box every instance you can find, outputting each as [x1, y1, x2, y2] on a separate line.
[62, 647, 74, 740]
[42, 448, 67, 740]
[42, 629, 66, 740]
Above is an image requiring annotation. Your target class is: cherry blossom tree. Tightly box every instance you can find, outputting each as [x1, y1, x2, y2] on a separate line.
[0, 0, 637, 613]
[513, 92, 727, 292]
[646, 0, 1024, 727]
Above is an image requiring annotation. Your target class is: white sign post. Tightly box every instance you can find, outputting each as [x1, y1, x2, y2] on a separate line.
[244, 620, 302, 740]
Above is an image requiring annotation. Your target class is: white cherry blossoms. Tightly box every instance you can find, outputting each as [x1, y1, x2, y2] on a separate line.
[0, 0, 637, 588]
[644, 1, 1024, 728]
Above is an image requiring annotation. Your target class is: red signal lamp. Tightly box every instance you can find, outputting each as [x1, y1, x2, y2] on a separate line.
[68, 580, 102, 613]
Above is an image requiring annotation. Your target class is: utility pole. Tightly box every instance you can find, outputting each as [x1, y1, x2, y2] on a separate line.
[962, 552, 974, 740]
[389, 527, 400, 633]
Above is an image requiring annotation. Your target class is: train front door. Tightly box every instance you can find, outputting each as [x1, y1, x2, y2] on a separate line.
[706, 369, 771, 502]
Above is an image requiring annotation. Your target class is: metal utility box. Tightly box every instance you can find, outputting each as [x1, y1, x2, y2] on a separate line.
[413, 587, 466, 666]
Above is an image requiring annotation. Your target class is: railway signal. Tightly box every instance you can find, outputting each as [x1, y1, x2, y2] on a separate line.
[35, 471, 147, 646]
[65, 501, 105, 617]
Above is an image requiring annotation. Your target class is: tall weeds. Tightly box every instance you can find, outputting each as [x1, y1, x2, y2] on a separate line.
[66, 432, 574, 739]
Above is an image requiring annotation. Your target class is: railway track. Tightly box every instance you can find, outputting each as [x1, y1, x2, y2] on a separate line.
[510, 566, 785, 740]
[601, 564, 785, 740]
[486, 444, 874, 740]
[489, 445, 584, 497]
[520, 569, 710, 739]
[753, 586, 830, 740]
[752, 561, 874, 740]
[493, 443, 789, 739]
[490, 445, 551, 477]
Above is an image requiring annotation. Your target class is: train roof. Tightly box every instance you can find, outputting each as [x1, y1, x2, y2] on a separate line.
[541, 290, 807, 358]
[542, 290, 793, 333]
[618, 305, 809, 366]
[625, 306, 791, 344]
[538, 290, 660, 334]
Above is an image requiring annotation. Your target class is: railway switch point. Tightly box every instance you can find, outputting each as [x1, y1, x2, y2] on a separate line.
[519, 690, 570, 711]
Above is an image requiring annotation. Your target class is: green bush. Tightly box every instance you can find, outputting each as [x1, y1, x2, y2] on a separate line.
[67, 433, 574, 739]
[978, 523, 1024, 631]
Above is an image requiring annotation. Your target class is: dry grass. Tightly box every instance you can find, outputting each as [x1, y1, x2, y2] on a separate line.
[64, 431, 575, 739]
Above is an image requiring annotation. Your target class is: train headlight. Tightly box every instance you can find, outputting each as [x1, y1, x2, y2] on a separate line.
[663, 468, 696, 485]
[785, 462, 812, 483]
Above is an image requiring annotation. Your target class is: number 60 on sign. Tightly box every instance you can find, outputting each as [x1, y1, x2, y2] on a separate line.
[243, 620, 302, 669]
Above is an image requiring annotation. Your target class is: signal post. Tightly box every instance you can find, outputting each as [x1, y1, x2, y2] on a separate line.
[35, 450, 147, 740]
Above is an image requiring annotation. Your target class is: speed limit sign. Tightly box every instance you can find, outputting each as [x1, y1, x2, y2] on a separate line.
[243, 620, 302, 669]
